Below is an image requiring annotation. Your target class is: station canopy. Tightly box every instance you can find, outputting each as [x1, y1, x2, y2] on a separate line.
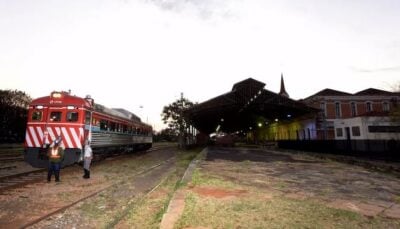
[184, 78, 318, 134]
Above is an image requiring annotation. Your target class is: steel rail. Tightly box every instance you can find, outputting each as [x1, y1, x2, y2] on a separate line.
[20, 155, 176, 229]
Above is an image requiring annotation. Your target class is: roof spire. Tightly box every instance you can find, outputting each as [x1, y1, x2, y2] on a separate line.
[279, 73, 289, 98]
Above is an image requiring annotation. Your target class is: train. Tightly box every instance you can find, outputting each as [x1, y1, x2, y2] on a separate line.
[24, 91, 152, 168]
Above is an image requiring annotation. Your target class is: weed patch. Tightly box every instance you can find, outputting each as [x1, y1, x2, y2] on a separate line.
[176, 168, 400, 228]
[117, 147, 204, 228]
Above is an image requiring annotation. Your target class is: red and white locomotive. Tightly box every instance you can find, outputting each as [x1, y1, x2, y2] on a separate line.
[24, 91, 152, 168]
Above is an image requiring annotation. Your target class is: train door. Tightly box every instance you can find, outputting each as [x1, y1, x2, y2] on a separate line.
[26, 105, 50, 149]
[41, 106, 51, 147]
[84, 110, 93, 142]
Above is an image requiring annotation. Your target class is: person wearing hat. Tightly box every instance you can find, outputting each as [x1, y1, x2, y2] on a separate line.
[47, 136, 64, 182]
[83, 139, 93, 179]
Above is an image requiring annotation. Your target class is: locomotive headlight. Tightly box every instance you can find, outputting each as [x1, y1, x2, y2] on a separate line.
[52, 93, 62, 98]
[67, 106, 75, 110]
[36, 105, 44, 109]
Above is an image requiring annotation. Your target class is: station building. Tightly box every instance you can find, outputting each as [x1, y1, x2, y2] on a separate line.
[302, 88, 400, 142]
[184, 76, 319, 144]
[185, 76, 400, 153]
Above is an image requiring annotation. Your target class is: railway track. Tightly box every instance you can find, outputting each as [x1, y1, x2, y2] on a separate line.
[0, 143, 178, 228]
[0, 168, 46, 192]
[0, 149, 24, 162]
[0, 144, 175, 194]
[23, 155, 176, 228]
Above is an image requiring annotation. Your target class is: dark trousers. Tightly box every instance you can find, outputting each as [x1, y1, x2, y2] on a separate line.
[48, 162, 61, 181]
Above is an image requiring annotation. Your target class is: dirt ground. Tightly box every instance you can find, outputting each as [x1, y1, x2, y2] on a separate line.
[200, 147, 400, 218]
[0, 147, 177, 228]
[3, 146, 400, 228]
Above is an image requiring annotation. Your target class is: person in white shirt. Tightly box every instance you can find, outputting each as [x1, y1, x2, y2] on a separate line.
[83, 139, 93, 179]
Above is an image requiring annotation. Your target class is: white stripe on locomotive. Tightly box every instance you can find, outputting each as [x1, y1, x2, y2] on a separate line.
[79, 127, 84, 142]
[29, 126, 40, 147]
[36, 126, 44, 145]
[61, 127, 73, 148]
[69, 127, 81, 148]
[47, 127, 56, 143]
[25, 129, 33, 147]
[55, 127, 61, 138]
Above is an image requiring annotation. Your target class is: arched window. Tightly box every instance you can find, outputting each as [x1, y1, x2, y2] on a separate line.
[351, 102, 357, 117]
[383, 102, 389, 112]
[335, 102, 341, 118]
[366, 102, 372, 112]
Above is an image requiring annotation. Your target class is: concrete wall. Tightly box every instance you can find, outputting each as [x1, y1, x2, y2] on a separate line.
[334, 116, 400, 141]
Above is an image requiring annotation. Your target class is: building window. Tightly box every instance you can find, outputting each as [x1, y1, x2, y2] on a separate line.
[352, 126, 361, 136]
[351, 102, 357, 117]
[368, 126, 400, 133]
[392, 98, 398, 108]
[335, 102, 341, 118]
[366, 102, 372, 112]
[336, 128, 343, 137]
[383, 102, 389, 112]
[320, 102, 326, 117]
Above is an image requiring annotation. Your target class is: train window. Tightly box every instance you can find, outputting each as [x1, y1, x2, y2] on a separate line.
[85, 111, 91, 125]
[92, 118, 100, 126]
[110, 122, 116, 131]
[100, 120, 108, 130]
[67, 111, 79, 122]
[32, 111, 42, 121]
[50, 111, 62, 122]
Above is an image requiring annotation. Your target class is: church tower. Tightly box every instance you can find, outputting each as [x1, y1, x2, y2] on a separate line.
[279, 73, 289, 98]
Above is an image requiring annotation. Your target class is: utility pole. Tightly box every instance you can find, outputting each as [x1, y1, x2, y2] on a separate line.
[179, 92, 185, 148]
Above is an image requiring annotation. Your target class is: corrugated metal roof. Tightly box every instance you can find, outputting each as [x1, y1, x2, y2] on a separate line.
[185, 78, 318, 134]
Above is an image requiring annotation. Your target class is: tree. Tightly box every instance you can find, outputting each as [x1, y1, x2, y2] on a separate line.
[389, 82, 400, 122]
[153, 127, 178, 142]
[0, 90, 32, 143]
[161, 93, 194, 147]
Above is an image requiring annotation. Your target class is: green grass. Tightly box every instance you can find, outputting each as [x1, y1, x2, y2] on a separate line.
[80, 195, 108, 219]
[191, 169, 238, 189]
[57, 192, 74, 202]
[119, 175, 179, 228]
[395, 195, 400, 204]
[116, 147, 204, 228]
[175, 169, 400, 229]
[176, 190, 399, 229]
[176, 149, 200, 169]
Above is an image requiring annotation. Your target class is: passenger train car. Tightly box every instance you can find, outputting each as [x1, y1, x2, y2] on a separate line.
[24, 91, 152, 168]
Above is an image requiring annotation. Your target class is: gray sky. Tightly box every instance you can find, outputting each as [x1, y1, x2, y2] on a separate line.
[1, 0, 400, 130]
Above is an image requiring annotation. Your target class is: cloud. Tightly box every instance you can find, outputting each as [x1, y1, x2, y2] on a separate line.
[350, 65, 400, 73]
[142, 0, 235, 20]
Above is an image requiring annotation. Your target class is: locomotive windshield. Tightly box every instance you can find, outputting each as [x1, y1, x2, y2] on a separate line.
[66, 111, 79, 122]
[50, 111, 62, 122]
[31, 111, 43, 121]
